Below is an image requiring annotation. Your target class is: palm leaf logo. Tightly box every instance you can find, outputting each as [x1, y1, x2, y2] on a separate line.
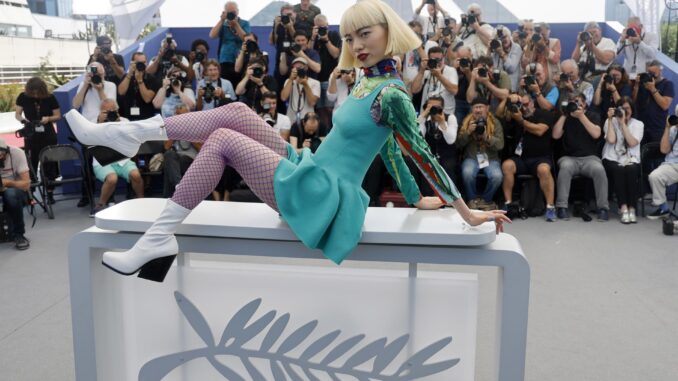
[139, 291, 460, 380]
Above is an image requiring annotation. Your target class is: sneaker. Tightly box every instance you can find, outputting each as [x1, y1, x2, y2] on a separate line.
[557, 207, 570, 220]
[620, 210, 630, 224]
[477, 200, 497, 211]
[77, 197, 89, 208]
[501, 202, 510, 212]
[89, 204, 108, 218]
[468, 198, 481, 209]
[647, 208, 670, 220]
[629, 209, 637, 223]
[15, 235, 30, 250]
[545, 207, 557, 222]
[597, 208, 609, 222]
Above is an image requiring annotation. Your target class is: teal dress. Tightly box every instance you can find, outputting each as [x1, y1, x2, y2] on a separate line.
[274, 76, 462, 264]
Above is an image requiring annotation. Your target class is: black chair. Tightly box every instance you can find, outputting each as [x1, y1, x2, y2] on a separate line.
[639, 142, 678, 216]
[132, 142, 164, 196]
[38, 144, 93, 219]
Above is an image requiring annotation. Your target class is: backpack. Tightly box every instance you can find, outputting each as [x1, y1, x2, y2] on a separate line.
[520, 178, 546, 217]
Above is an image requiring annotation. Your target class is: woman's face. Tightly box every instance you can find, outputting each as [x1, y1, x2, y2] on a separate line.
[345, 24, 388, 68]
[610, 69, 623, 83]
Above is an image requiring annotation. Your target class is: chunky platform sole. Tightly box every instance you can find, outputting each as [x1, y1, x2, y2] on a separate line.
[102, 254, 177, 283]
[88, 146, 129, 166]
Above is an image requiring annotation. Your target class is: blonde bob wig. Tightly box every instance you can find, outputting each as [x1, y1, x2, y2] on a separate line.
[338, 0, 421, 69]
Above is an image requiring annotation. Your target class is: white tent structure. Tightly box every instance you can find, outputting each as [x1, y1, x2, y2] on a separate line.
[73, 0, 662, 50]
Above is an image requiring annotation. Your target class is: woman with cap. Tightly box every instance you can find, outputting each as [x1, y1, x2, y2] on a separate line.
[66, 0, 510, 282]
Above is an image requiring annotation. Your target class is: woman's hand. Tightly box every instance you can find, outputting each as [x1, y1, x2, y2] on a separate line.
[415, 196, 445, 210]
[467, 209, 511, 234]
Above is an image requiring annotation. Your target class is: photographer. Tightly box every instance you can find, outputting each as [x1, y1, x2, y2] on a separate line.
[647, 111, 678, 219]
[279, 31, 321, 79]
[572, 21, 616, 80]
[491, 25, 522, 92]
[293, 0, 321, 32]
[520, 62, 558, 112]
[153, 67, 196, 117]
[556, 59, 594, 107]
[513, 19, 533, 51]
[189, 39, 210, 83]
[402, 21, 436, 86]
[633, 60, 674, 143]
[117, 52, 161, 121]
[452, 46, 474, 122]
[601, 97, 644, 223]
[456, 97, 504, 210]
[86, 35, 125, 85]
[466, 56, 510, 108]
[617, 16, 658, 81]
[290, 112, 327, 154]
[259, 92, 292, 140]
[235, 57, 277, 111]
[413, 0, 449, 42]
[457, 3, 495, 59]
[163, 104, 200, 198]
[209, 1, 251, 86]
[0, 138, 31, 250]
[270, 4, 302, 87]
[197, 60, 237, 111]
[280, 57, 320, 124]
[417, 96, 459, 186]
[235, 33, 266, 79]
[91, 99, 144, 214]
[327, 67, 356, 112]
[552, 93, 609, 220]
[310, 14, 341, 126]
[411, 46, 458, 115]
[147, 34, 194, 83]
[14, 77, 60, 204]
[72, 62, 117, 122]
[593, 64, 632, 116]
[499, 93, 557, 221]
[520, 22, 562, 83]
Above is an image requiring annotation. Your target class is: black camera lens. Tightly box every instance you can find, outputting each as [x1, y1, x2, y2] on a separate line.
[475, 117, 486, 135]
[639, 72, 652, 84]
[317, 27, 327, 36]
[106, 110, 119, 122]
[467, 14, 476, 25]
[478, 67, 488, 77]
[444, 17, 453, 26]
[531, 33, 542, 43]
[135, 62, 146, 72]
[508, 102, 521, 113]
[91, 74, 102, 85]
[252, 67, 264, 78]
[496, 26, 504, 38]
[614, 107, 624, 118]
[246, 40, 259, 52]
[559, 73, 569, 82]
[579, 31, 591, 42]
[459, 58, 470, 68]
[604, 74, 614, 84]
[194, 51, 205, 62]
[227, 12, 237, 21]
[669, 115, 678, 126]
[442, 27, 452, 37]
[427, 58, 439, 70]
[101, 47, 112, 55]
[281, 15, 290, 24]
[172, 78, 182, 87]
[524, 75, 536, 87]
[429, 106, 442, 116]
[518, 31, 528, 40]
[565, 101, 579, 114]
[297, 68, 307, 78]
[490, 39, 501, 50]
[626, 28, 637, 37]
[290, 44, 302, 53]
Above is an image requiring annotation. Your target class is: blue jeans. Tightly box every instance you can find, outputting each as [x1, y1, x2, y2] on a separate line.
[461, 158, 503, 202]
[1, 187, 28, 237]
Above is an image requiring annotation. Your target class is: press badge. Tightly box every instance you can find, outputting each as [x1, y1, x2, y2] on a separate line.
[630, 65, 637, 74]
[130, 107, 141, 116]
[514, 140, 523, 156]
[35, 125, 45, 133]
[477, 152, 489, 169]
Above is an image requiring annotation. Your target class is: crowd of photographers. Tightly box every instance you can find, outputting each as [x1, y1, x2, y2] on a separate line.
[3, 0, 678, 250]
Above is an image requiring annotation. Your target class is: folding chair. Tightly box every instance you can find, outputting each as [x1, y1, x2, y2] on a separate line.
[38, 144, 93, 219]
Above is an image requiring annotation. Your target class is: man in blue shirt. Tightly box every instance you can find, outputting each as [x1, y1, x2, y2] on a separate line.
[634, 60, 674, 143]
[209, 1, 250, 87]
[647, 117, 678, 219]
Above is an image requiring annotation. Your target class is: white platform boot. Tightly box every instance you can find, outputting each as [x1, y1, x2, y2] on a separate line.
[102, 199, 191, 282]
[64, 109, 167, 160]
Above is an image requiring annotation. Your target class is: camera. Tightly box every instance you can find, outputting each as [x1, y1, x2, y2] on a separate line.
[492, 69, 501, 83]
[203, 80, 216, 102]
[507, 101, 521, 113]
[89, 66, 102, 85]
[135, 61, 146, 72]
[163, 48, 175, 62]
[466, 14, 477, 25]
[252, 67, 264, 78]
[668, 114, 678, 126]
[579, 31, 591, 43]
[444, 17, 453, 26]
[194, 51, 205, 62]
[262, 113, 276, 127]
[523, 75, 536, 89]
[559, 73, 569, 83]
[626, 28, 637, 38]
[478, 67, 488, 77]
[474, 117, 486, 136]
[638, 72, 653, 84]
[317, 27, 328, 37]
[459, 58, 471, 68]
[603, 74, 614, 84]
[531, 33, 542, 43]
[614, 107, 624, 118]
[16, 120, 41, 139]
[496, 26, 505, 38]
[429, 105, 443, 116]
[281, 14, 290, 24]
[105, 110, 119, 122]
[246, 40, 259, 53]
[534, 26, 542, 34]
[562, 101, 579, 115]
[226, 11, 237, 21]
[101, 46, 112, 55]
[442, 27, 453, 37]
[427, 58, 439, 70]
[289, 43, 302, 54]
[165, 33, 173, 47]
[490, 38, 501, 51]
[297, 68, 307, 78]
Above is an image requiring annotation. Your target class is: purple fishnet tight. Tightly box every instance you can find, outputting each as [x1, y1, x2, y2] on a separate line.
[163, 102, 288, 156]
[171, 128, 283, 211]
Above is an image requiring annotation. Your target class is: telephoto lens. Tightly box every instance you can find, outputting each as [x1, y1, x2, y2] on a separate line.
[136, 62, 146, 72]
[579, 31, 591, 42]
[565, 101, 579, 115]
[668, 115, 678, 126]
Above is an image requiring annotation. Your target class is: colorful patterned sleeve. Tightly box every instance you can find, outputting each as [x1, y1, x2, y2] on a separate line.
[379, 86, 462, 204]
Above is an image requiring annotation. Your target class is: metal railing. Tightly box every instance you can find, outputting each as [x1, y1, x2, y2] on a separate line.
[0, 65, 84, 84]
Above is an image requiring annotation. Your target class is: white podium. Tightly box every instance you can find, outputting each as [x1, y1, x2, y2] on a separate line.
[69, 199, 529, 381]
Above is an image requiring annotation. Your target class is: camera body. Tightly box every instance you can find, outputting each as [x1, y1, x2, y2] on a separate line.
[613, 107, 624, 118]
[135, 61, 146, 72]
[429, 105, 443, 117]
[523, 75, 536, 89]
[317, 27, 328, 37]
[474, 117, 486, 136]
[559, 73, 569, 83]
[194, 51, 205, 62]
[603, 74, 614, 84]
[459, 58, 471, 68]
[478, 67, 488, 77]
[442, 27, 453, 37]
[105, 110, 119, 122]
[226, 11, 237, 21]
[562, 101, 579, 115]
[466, 14, 477, 25]
[296, 68, 307, 79]
[490, 38, 501, 51]
[427, 58, 440, 70]
[16, 120, 42, 139]
[203, 80, 216, 102]
[262, 113, 276, 127]
[579, 31, 592, 43]
[668, 114, 678, 126]
[288, 43, 302, 54]
[626, 28, 637, 38]
[638, 72, 653, 84]
[281, 14, 290, 25]
[101, 46, 112, 55]
[252, 67, 264, 78]
[89, 66, 102, 85]
[507, 101, 521, 114]
[246, 40, 259, 53]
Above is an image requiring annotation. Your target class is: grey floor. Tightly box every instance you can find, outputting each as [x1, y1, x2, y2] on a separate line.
[0, 198, 676, 381]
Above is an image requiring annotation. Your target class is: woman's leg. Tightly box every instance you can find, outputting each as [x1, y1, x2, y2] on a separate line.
[171, 128, 283, 211]
[164, 102, 288, 157]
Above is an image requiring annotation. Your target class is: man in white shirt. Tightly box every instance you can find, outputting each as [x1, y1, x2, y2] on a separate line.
[572, 21, 616, 79]
[280, 57, 320, 124]
[72, 62, 117, 122]
[458, 3, 495, 59]
[260, 92, 292, 141]
[617, 16, 658, 80]
[327, 67, 356, 113]
[417, 95, 460, 187]
[411, 46, 458, 115]
[413, 0, 449, 42]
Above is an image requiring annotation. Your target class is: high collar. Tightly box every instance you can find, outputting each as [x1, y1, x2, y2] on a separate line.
[361, 58, 400, 79]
